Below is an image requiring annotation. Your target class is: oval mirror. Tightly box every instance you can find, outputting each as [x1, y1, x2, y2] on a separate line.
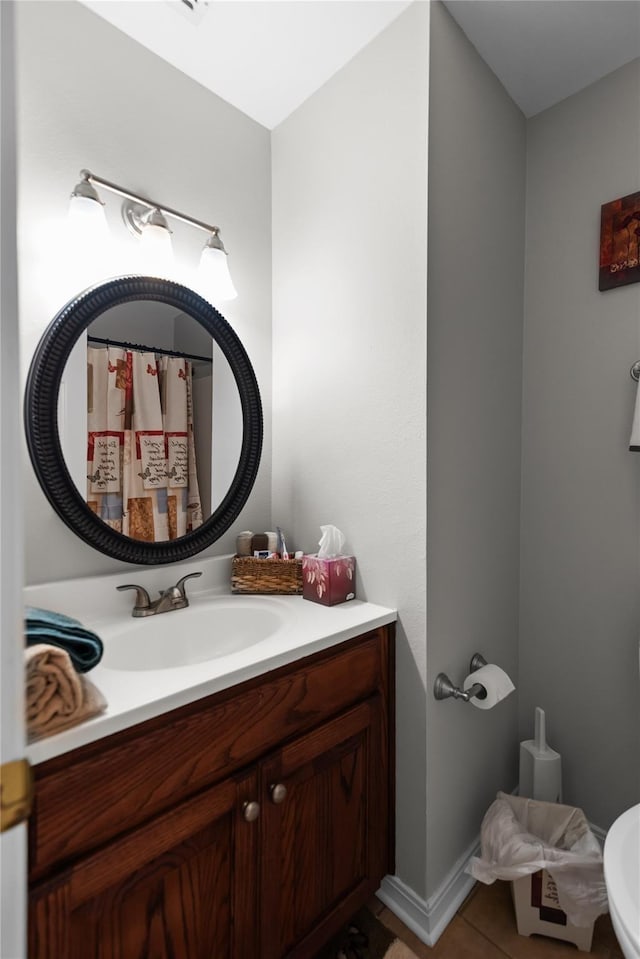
[24, 276, 263, 565]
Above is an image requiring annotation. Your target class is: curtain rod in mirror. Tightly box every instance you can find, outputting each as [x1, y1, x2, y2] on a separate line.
[87, 335, 213, 365]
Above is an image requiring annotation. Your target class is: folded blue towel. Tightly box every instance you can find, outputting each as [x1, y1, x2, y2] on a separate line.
[25, 607, 103, 673]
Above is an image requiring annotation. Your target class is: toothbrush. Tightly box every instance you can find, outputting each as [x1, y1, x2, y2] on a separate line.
[276, 526, 290, 560]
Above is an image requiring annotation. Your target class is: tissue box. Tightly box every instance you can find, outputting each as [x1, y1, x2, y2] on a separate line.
[302, 555, 356, 606]
[511, 871, 595, 952]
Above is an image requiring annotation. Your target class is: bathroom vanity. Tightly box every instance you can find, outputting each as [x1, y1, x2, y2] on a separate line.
[27, 622, 395, 959]
[22, 276, 396, 957]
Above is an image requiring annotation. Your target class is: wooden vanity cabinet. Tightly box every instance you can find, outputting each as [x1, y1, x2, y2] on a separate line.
[30, 770, 259, 959]
[28, 625, 395, 959]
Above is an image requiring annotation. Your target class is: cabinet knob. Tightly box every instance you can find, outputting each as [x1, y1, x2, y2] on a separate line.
[269, 783, 287, 805]
[242, 800, 260, 822]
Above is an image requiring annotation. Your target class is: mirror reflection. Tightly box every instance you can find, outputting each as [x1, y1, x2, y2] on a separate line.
[59, 301, 242, 544]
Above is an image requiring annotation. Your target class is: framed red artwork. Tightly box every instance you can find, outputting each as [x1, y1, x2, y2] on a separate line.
[599, 190, 640, 291]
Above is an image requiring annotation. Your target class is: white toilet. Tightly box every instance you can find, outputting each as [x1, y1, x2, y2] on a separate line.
[603, 804, 640, 959]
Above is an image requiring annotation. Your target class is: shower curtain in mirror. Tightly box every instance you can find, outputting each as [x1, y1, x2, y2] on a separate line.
[87, 346, 203, 541]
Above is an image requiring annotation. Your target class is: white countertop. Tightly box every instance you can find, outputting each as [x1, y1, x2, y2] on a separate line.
[25, 557, 396, 766]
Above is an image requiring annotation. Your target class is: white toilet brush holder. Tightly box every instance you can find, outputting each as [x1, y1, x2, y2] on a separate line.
[519, 707, 562, 802]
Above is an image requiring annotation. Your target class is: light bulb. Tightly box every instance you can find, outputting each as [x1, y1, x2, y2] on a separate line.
[138, 209, 173, 276]
[197, 233, 237, 303]
[66, 176, 111, 286]
[68, 174, 109, 247]
[68, 194, 108, 236]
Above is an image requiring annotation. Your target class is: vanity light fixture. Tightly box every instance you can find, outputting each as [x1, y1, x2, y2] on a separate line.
[68, 169, 237, 302]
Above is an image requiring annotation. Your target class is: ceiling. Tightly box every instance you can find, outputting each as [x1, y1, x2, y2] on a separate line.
[81, 0, 640, 128]
[442, 0, 640, 118]
[80, 1, 412, 129]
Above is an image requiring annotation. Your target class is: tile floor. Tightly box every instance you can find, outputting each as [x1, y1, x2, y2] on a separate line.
[370, 880, 623, 958]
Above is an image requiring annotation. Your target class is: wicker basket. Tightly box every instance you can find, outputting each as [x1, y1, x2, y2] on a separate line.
[231, 556, 303, 594]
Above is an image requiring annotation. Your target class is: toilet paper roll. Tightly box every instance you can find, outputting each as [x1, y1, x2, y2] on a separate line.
[463, 664, 515, 710]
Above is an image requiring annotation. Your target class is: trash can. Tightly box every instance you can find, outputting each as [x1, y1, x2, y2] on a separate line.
[468, 792, 608, 953]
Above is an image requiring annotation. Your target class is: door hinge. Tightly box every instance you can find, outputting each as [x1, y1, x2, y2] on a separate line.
[0, 758, 33, 832]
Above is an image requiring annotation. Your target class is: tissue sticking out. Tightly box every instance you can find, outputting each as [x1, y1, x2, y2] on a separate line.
[317, 524, 346, 558]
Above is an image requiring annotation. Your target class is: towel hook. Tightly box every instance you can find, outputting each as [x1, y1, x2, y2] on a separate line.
[631, 361, 640, 383]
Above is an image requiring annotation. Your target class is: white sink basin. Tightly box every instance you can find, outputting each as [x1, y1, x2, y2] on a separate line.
[101, 598, 284, 671]
[604, 803, 640, 959]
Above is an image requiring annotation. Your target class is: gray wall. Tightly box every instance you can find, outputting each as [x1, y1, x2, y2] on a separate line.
[520, 58, 640, 830]
[272, 3, 429, 899]
[426, 1, 525, 897]
[16, 1, 272, 584]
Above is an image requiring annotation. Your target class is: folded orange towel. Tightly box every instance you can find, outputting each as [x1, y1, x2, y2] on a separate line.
[26, 643, 107, 740]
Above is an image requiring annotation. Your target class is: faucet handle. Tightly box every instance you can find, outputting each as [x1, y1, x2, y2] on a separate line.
[117, 583, 151, 610]
[173, 571, 203, 599]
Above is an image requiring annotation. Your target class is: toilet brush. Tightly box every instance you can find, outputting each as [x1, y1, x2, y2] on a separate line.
[519, 707, 562, 802]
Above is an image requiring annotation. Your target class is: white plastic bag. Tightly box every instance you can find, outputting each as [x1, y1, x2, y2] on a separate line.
[468, 791, 608, 926]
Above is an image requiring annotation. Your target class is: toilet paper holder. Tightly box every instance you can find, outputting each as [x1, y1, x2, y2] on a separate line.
[434, 653, 489, 702]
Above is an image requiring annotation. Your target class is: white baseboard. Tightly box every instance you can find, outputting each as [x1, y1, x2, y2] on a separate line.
[376, 811, 607, 947]
[376, 834, 481, 947]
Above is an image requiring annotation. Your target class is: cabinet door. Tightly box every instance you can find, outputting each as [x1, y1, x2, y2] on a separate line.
[29, 770, 259, 959]
[260, 696, 388, 959]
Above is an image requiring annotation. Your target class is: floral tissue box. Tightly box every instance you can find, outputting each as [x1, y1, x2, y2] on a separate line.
[302, 555, 356, 606]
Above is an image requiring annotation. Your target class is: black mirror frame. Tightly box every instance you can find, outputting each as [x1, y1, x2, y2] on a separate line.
[24, 276, 263, 565]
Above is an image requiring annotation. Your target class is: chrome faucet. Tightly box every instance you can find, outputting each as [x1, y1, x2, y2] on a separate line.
[117, 572, 203, 617]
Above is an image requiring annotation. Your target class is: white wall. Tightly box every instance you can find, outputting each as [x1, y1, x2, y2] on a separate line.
[14, 0, 638, 937]
[272, 3, 429, 899]
[426, 0, 525, 899]
[16, 0, 272, 584]
[520, 58, 640, 830]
